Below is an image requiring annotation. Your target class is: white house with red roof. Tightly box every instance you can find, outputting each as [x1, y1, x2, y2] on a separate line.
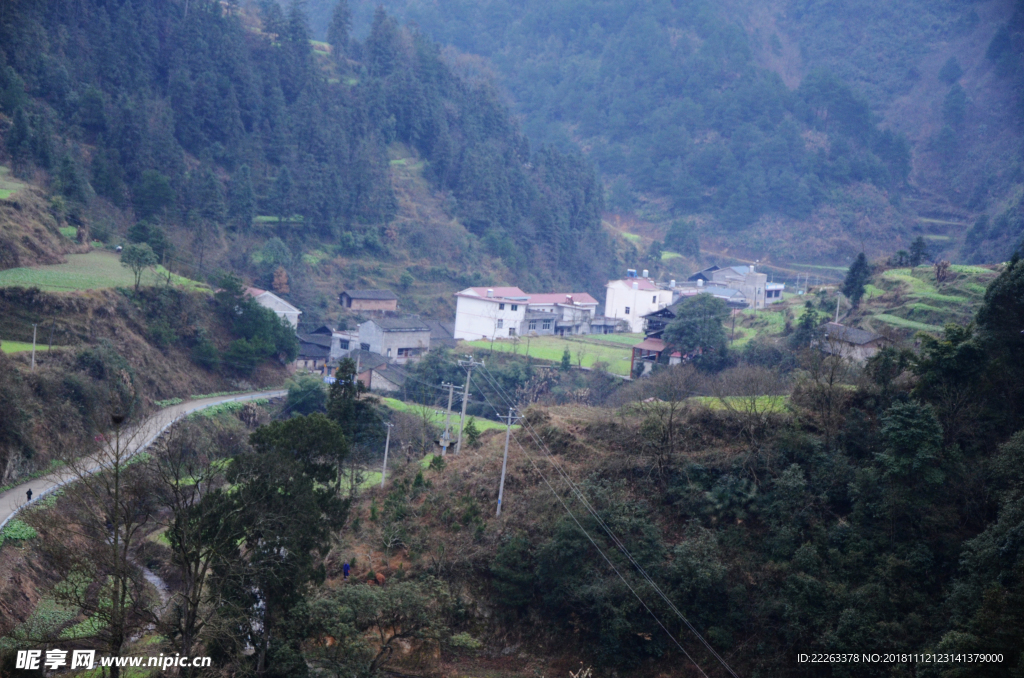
[605, 277, 675, 333]
[245, 287, 302, 328]
[454, 287, 600, 341]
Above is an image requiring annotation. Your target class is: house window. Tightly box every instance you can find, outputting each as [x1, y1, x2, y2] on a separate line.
[542, 320, 551, 330]
[387, 348, 392, 357]
[652, 295, 657, 303]
[360, 343, 370, 351]
[509, 327, 516, 336]
[529, 320, 537, 330]
[511, 304, 518, 311]
[625, 306, 630, 315]
[499, 303, 505, 310]
[497, 319, 503, 329]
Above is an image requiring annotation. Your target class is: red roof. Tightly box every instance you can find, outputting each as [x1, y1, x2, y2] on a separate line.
[528, 292, 599, 305]
[633, 338, 667, 351]
[245, 286, 267, 297]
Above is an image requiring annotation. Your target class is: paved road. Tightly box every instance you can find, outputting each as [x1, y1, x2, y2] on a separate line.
[0, 390, 286, 531]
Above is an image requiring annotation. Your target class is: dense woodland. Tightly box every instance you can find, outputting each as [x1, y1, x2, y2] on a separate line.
[319, 0, 1024, 258]
[0, 0, 612, 291]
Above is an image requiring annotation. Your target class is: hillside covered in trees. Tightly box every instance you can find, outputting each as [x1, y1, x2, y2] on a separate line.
[312, 0, 1024, 264]
[0, 0, 613, 296]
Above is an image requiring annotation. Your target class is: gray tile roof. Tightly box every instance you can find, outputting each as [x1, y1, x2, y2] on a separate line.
[371, 316, 432, 332]
[342, 289, 398, 300]
[298, 333, 333, 348]
[423, 319, 456, 348]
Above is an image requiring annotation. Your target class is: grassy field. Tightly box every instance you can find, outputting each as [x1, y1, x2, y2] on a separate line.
[858, 265, 1000, 335]
[0, 165, 26, 200]
[1, 341, 51, 353]
[0, 251, 207, 292]
[467, 335, 634, 376]
[381, 397, 512, 432]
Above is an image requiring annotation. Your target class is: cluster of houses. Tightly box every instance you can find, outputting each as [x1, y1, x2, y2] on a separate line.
[243, 262, 884, 388]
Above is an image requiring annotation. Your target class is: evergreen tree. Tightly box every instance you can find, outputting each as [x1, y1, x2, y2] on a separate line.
[910, 236, 930, 266]
[5, 107, 32, 174]
[272, 166, 295, 225]
[841, 252, 871, 306]
[228, 165, 256, 230]
[327, 0, 351, 62]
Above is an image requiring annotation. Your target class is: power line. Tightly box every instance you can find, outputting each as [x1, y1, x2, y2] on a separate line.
[474, 365, 740, 678]
[468, 367, 713, 678]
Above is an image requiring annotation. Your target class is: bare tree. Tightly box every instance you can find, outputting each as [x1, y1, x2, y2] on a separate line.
[145, 421, 234, 671]
[795, 335, 854, 451]
[626, 365, 708, 478]
[30, 397, 157, 678]
[714, 365, 790, 481]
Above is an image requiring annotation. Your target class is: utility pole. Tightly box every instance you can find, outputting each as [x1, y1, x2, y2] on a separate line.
[380, 422, 393, 489]
[496, 408, 522, 517]
[835, 292, 841, 323]
[455, 357, 484, 455]
[30, 324, 37, 371]
[47, 318, 55, 350]
[439, 382, 455, 456]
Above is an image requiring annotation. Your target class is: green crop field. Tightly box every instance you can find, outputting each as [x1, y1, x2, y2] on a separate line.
[1, 341, 51, 353]
[0, 251, 207, 292]
[381, 397, 511, 432]
[0, 165, 25, 200]
[467, 335, 634, 376]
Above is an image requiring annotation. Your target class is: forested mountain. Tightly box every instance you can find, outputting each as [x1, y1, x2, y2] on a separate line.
[308, 0, 1024, 263]
[0, 0, 612, 292]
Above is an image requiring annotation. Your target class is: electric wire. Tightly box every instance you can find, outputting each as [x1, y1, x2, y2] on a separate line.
[475, 365, 739, 676]
[474, 364, 741, 678]
[467, 365, 713, 678]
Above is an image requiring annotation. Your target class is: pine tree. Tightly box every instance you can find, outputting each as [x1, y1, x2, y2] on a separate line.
[228, 165, 256, 230]
[327, 0, 351, 63]
[273, 166, 295, 224]
[910, 237, 930, 267]
[842, 252, 871, 306]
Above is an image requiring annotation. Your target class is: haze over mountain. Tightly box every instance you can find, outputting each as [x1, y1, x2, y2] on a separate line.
[308, 0, 1024, 265]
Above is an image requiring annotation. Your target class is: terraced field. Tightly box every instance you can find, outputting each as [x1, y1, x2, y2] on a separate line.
[0, 251, 207, 292]
[856, 265, 1001, 335]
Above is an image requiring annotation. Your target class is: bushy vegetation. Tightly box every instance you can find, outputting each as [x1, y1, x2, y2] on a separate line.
[0, 0, 611, 290]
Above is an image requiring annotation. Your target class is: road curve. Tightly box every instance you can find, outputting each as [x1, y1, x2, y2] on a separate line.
[0, 389, 287, 533]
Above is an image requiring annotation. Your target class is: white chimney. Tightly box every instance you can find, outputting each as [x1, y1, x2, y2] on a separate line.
[632, 282, 639, 290]
[642, 269, 649, 278]
[750, 265, 755, 273]
[486, 288, 494, 298]
[697, 279, 704, 287]
[670, 280, 676, 288]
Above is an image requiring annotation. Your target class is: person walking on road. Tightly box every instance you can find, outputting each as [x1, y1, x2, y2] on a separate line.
[26, 488, 32, 502]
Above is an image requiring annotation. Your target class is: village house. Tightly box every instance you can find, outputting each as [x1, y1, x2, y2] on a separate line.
[820, 322, 889, 361]
[605, 274, 675, 333]
[294, 334, 332, 374]
[246, 287, 302, 328]
[453, 287, 601, 340]
[630, 337, 682, 376]
[686, 265, 784, 309]
[339, 289, 399, 313]
[358, 316, 432, 364]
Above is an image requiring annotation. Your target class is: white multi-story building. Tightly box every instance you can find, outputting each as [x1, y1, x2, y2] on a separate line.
[605, 278, 675, 333]
[453, 287, 600, 341]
